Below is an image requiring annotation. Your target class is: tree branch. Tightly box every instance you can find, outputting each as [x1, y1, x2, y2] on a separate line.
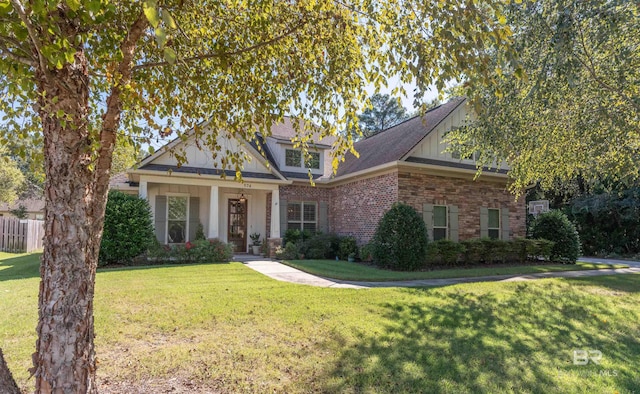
[575, 19, 640, 112]
[0, 34, 35, 59]
[94, 11, 149, 202]
[9, 0, 50, 78]
[0, 47, 36, 66]
[133, 17, 309, 70]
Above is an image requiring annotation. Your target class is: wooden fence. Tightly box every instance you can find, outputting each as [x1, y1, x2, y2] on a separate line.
[0, 217, 44, 253]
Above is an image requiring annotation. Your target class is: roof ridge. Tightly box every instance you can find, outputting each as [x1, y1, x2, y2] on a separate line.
[358, 99, 454, 142]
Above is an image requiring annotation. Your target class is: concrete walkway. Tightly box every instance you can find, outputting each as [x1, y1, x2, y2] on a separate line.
[240, 257, 640, 289]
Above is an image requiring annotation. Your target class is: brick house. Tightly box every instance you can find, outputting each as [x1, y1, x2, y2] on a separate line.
[123, 97, 525, 254]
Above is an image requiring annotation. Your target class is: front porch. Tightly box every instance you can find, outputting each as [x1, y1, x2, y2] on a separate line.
[138, 174, 284, 254]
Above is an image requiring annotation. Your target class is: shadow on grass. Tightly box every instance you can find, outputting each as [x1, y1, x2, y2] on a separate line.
[569, 274, 640, 293]
[0, 253, 41, 281]
[319, 278, 640, 393]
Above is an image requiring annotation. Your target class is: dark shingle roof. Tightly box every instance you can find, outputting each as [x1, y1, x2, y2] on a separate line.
[336, 97, 466, 176]
[139, 164, 279, 180]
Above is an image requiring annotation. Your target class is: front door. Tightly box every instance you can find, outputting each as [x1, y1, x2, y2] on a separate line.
[228, 199, 247, 253]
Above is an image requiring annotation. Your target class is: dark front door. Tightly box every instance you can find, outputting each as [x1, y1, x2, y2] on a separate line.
[228, 199, 247, 253]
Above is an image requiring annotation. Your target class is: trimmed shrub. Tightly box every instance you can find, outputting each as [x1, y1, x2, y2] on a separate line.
[531, 210, 581, 263]
[360, 243, 374, 262]
[338, 236, 358, 260]
[275, 242, 298, 260]
[296, 233, 341, 259]
[147, 239, 233, 264]
[371, 203, 428, 271]
[283, 228, 313, 246]
[425, 239, 466, 266]
[100, 191, 155, 266]
[532, 239, 555, 261]
[461, 238, 484, 264]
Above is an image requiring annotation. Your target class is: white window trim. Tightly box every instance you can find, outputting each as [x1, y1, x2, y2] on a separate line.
[283, 148, 323, 172]
[487, 208, 501, 240]
[433, 205, 449, 240]
[287, 201, 318, 231]
[166, 193, 190, 244]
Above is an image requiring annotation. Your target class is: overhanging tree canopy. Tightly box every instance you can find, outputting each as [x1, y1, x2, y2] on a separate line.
[447, 0, 640, 193]
[0, 0, 513, 392]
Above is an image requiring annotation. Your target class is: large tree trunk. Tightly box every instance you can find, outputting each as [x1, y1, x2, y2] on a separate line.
[28, 10, 147, 392]
[32, 49, 108, 393]
[0, 349, 20, 394]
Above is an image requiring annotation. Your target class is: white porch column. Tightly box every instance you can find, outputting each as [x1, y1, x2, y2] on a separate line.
[138, 180, 148, 200]
[208, 185, 219, 239]
[270, 189, 280, 238]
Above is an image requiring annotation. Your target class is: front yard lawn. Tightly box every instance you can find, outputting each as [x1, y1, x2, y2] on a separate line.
[281, 259, 627, 281]
[1, 252, 639, 393]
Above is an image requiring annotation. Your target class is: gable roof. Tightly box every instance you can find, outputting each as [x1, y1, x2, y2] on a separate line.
[336, 97, 466, 177]
[269, 116, 337, 148]
[136, 125, 287, 181]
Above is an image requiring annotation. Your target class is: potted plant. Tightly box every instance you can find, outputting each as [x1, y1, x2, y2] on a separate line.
[250, 232, 261, 254]
[347, 252, 356, 262]
[260, 240, 269, 257]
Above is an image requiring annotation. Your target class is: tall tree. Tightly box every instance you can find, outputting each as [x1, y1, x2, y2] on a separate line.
[0, 147, 25, 203]
[447, 0, 640, 194]
[0, 1, 512, 391]
[358, 93, 408, 137]
[111, 136, 139, 175]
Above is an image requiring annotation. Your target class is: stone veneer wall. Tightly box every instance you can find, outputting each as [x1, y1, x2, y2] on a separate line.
[396, 171, 526, 240]
[329, 171, 399, 243]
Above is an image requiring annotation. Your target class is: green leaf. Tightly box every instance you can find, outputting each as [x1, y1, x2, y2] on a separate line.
[155, 27, 167, 48]
[163, 47, 176, 65]
[65, 0, 81, 12]
[143, 0, 160, 28]
[161, 10, 178, 29]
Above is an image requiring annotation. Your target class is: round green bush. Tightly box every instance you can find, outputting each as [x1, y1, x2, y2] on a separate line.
[99, 190, 155, 266]
[531, 210, 581, 263]
[371, 203, 428, 271]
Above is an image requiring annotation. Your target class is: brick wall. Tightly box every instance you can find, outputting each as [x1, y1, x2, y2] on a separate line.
[397, 171, 526, 240]
[279, 184, 332, 202]
[275, 170, 525, 245]
[330, 172, 399, 243]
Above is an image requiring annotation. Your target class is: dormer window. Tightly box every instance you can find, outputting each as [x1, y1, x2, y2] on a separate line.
[285, 149, 320, 170]
[305, 152, 320, 169]
[285, 149, 301, 167]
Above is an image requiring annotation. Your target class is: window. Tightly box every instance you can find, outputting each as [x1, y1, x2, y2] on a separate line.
[167, 196, 188, 243]
[433, 205, 448, 240]
[285, 149, 321, 170]
[285, 149, 302, 167]
[287, 202, 317, 232]
[305, 152, 320, 169]
[488, 208, 500, 239]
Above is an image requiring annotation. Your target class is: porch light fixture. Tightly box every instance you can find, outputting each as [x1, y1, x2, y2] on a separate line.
[239, 193, 247, 203]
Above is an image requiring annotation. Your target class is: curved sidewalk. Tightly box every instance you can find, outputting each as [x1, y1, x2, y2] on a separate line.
[242, 258, 640, 289]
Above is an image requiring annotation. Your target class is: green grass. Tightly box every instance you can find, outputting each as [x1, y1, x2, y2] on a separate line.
[2, 252, 640, 393]
[281, 259, 627, 281]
